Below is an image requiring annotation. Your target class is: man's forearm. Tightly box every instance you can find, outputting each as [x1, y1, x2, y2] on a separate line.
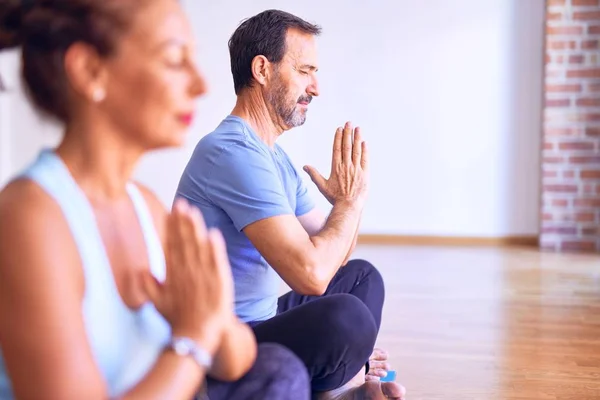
[308, 200, 362, 284]
[342, 215, 360, 266]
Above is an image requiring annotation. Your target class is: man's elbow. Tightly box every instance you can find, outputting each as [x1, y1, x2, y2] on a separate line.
[291, 262, 329, 296]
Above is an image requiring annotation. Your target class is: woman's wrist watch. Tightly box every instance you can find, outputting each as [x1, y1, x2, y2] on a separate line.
[166, 336, 214, 370]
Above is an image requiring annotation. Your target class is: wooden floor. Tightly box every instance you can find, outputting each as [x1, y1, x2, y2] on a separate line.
[351, 245, 600, 400]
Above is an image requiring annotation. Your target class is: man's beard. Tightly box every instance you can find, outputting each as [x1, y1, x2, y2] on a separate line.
[266, 81, 312, 128]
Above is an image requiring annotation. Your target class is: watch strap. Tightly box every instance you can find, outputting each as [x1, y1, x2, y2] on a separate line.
[167, 336, 213, 370]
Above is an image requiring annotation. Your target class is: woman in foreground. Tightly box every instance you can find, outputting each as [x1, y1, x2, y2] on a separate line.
[0, 0, 309, 399]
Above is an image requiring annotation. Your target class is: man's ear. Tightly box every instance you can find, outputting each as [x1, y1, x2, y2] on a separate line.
[250, 55, 271, 87]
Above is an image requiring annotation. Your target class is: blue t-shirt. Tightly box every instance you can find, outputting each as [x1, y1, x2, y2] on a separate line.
[175, 115, 315, 322]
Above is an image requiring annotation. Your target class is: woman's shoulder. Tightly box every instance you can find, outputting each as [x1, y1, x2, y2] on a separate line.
[0, 177, 78, 252]
[0, 176, 84, 294]
[0, 177, 64, 222]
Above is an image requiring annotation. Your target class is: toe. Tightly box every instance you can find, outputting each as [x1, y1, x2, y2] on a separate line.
[367, 368, 388, 378]
[370, 347, 389, 361]
[369, 361, 391, 372]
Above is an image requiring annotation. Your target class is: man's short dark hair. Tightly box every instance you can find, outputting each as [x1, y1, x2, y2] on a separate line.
[228, 9, 321, 95]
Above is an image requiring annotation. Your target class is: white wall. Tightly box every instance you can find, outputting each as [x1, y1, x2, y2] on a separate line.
[0, 0, 545, 237]
[0, 50, 62, 188]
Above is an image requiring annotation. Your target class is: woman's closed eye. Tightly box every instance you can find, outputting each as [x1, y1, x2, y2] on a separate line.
[164, 47, 186, 68]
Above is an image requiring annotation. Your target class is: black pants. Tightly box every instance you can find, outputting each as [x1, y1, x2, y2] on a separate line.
[250, 259, 385, 393]
[202, 343, 310, 400]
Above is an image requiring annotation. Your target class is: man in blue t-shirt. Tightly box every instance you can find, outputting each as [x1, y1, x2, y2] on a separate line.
[175, 9, 405, 400]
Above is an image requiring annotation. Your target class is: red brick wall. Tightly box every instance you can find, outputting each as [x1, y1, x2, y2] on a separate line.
[542, 0, 600, 252]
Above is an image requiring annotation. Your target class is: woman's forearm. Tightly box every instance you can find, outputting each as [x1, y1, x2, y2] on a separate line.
[119, 330, 221, 400]
[120, 351, 204, 400]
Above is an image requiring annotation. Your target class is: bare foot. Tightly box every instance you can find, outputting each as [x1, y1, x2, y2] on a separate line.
[380, 381, 405, 399]
[315, 366, 406, 400]
[366, 348, 392, 381]
[358, 381, 405, 400]
[317, 381, 406, 400]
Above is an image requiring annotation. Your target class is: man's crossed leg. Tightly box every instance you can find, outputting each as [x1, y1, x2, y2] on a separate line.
[251, 260, 405, 399]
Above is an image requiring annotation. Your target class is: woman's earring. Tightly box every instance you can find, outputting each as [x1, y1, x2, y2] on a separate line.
[92, 88, 106, 103]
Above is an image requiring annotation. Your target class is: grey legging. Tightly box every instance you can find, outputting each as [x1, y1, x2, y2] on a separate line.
[199, 342, 310, 400]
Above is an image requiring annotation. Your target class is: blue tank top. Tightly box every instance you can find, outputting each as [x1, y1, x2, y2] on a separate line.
[0, 149, 171, 398]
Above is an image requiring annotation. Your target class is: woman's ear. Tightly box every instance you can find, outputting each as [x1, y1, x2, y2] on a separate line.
[64, 42, 109, 103]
